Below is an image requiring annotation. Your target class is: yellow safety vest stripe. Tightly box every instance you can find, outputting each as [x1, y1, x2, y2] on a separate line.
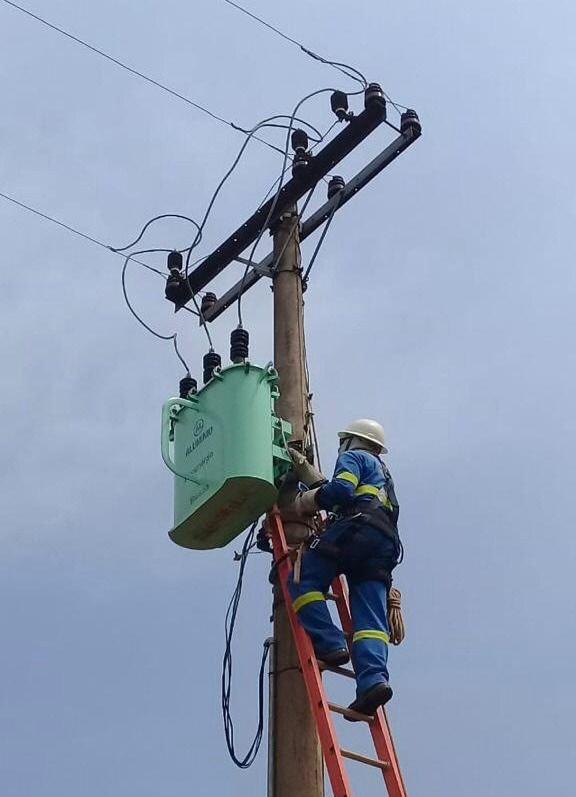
[335, 470, 359, 487]
[352, 629, 390, 644]
[354, 484, 380, 497]
[292, 591, 325, 613]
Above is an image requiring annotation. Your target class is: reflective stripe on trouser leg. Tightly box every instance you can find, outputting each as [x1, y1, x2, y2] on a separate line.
[348, 579, 390, 695]
[287, 550, 346, 657]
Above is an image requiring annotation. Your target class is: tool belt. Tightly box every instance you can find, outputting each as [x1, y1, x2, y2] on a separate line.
[306, 498, 402, 589]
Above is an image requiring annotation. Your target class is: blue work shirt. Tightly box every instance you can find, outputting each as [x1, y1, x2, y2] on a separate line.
[316, 449, 398, 516]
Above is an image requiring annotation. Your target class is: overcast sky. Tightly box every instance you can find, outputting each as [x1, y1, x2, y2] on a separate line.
[1, 1, 575, 795]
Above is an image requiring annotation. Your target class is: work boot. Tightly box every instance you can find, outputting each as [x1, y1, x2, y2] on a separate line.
[346, 682, 393, 720]
[318, 648, 350, 667]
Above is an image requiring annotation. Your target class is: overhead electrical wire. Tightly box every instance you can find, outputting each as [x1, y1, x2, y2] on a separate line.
[222, 0, 368, 88]
[221, 0, 410, 114]
[222, 523, 272, 769]
[121, 248, 212, 365]
[0, 187, 166, 277]
[0, 0, 289, 157]
[109, 214, 203, 253]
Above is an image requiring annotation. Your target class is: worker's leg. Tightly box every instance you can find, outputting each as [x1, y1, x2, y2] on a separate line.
[287, 529, 346, 657]
[348, 578, 390, 696]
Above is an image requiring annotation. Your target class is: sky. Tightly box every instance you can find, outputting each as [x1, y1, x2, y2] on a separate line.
[1, 1, 575, 795]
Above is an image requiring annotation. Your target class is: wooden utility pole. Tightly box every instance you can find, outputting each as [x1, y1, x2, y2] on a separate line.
[270, 207, 324, 797]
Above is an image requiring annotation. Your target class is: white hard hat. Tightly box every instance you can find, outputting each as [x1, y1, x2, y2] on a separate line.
[338, 419, 388, 453]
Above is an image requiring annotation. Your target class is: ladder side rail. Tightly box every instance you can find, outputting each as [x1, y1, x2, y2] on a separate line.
[267, 511, 355, 797]
[331, 576, 408, 797]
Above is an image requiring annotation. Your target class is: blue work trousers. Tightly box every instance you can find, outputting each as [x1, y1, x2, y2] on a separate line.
[287, 518, 397, 696]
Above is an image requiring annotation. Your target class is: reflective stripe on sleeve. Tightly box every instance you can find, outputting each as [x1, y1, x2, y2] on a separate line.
[352, 629, 390, 644]
[292, 591, 326, 613]
[354, 484, 380, 497]
[335, 471, 359, 487]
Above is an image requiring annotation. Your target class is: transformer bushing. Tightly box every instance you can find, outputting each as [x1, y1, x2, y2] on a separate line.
[203, 350, 221, 384]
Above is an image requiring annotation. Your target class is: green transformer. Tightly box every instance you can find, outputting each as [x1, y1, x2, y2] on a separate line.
[161, 362, 292, 550]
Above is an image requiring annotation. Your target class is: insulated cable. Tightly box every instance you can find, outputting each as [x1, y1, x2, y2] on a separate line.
[109, 214, 203, 253]
[301, 192, 342, 288]
[0, 187, 166, 277]
[182, 114, 327, 284]
[0, 0, 287, 157]
[121, 248, 212, 363]
[221, 0, 411, 115]
[236, 87, 363, 327]
[222, 523, 272, 769]
[222, 0, 368, 88]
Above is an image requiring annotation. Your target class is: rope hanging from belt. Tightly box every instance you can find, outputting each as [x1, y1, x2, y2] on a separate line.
[387, 587, 405, 645]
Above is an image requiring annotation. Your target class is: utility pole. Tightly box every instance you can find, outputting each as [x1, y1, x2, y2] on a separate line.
[270, 207, 324, 797]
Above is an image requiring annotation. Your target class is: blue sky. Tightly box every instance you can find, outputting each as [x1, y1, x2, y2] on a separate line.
[1, 1, 575, 795]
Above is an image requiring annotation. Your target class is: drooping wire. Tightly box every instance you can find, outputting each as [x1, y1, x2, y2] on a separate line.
[109, 214, 203, 253]
[0, 0, 288, 157]
[222, 0, 368, 88]
[222, 523, 272, 769]
[121, 248, 212, 360]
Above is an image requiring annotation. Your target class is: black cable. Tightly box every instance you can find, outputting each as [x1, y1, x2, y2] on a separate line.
[121, 248, 212, 355]
[236, 87, 363, 327]
[0, 187, 167, 277]
[0, 0, 287, 157]
[222, 523, 272, 769]
[222, 0, 368, 88]
[109, 214, 202, 253]
[301, 193, 342, 287]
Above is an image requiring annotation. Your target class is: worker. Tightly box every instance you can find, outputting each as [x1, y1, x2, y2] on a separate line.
[287, 419, 402, 717]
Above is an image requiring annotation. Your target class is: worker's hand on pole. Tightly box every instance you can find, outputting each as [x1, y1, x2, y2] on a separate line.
[288, 446, 326, 488]
[291, 487, 321, 516]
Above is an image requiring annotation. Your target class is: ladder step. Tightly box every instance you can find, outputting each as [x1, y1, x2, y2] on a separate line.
[319, 662, 356, 679]
[328, 702, 373, 722]
[341, 748, 390, 770]
[324, 591, 340, 601]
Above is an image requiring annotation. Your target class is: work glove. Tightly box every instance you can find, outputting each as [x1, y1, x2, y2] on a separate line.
[292, 487, 321, 517]
[288, 447, 326, 488]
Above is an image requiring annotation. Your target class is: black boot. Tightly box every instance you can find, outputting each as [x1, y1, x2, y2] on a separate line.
[317, 648, 350, 667]
[346, 682, 393, 720]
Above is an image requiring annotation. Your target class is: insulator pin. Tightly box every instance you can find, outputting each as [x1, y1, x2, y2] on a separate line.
[327, 175, 345, 200]
[201, 292, 217, 316]
[400, 109, 422, 135]
[364, 82, 387, 116]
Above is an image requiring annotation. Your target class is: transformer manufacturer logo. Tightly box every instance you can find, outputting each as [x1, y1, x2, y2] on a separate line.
[185, 425, 213, 456]
[193, 419, 205, 436]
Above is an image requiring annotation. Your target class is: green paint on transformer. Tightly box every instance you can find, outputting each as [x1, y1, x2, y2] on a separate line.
[161, 362, 292, 550]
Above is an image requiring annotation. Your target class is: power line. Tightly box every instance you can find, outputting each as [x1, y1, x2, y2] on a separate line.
[0, 0, 285, 156]
[221, 0, 410, 113]
[0, 188, 165, 276]
[222, 0, 368, 88]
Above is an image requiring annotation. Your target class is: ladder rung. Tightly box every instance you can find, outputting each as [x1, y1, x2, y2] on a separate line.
[328, 702, 373, 722]
[341, 748, 390, 770]
[325, 592, 340, 601]
[319, 662, 356, 679]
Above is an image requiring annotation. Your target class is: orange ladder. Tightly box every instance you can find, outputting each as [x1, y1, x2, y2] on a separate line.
[267, 508, 408, 797]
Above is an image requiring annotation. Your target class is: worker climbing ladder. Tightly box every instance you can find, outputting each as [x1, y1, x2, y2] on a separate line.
[267, 508, 408, 797]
